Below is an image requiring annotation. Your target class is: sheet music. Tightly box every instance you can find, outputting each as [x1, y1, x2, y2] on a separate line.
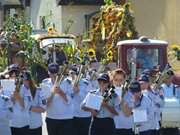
[84, 93, 104, 111]
[133, 109, 147, 123]
[0, 79, 16, 93]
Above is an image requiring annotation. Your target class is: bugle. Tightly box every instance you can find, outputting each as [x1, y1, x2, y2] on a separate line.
[73, 64, 84, 87]
[153, 64, 171, 90]
[15, 73, 23, 92]
[121, 79, 130, 98]
[103, 85, 115, 102]
[54, 62, 69, 86]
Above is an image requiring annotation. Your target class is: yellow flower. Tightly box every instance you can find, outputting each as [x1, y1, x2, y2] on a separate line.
[88, 48, 96, 58]
[107, 50, 113, 61]
[126, 31, 132, 38]
[170, 44, 180, 51]
[48, 27, 54, 34]
[20, 25, 27, 32]
[116, 11, 123, 17]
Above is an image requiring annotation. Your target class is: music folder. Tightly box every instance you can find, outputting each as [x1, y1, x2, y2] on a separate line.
[0, 79, 16, 93]
[133, 109, 148, 123]
[84, 93, 104, 111]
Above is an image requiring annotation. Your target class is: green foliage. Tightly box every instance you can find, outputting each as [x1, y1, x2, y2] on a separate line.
[1, 15, 47, 71]
[104, 0, 113, 5]
[90, 2, 138, 63]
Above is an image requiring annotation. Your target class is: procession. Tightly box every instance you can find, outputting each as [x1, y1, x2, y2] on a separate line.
[0, 0, 180, 135]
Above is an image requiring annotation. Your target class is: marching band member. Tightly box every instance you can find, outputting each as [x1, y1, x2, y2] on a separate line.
[160, 70, 180, 135]
[5, 64, 20, 96]
[0, 64, 19, 135]
[10, 71, 32, 135]
[70, 66, 92, 135]
[139, 74, 164, 135]
[87, 68, 99, 90]
[0, 84, 13, 135]
[129, 81, 154, 135]
[87, 60, 99, 90]
[81, 73, 119, 135]
[42, 63, 74, 135]
[22, 71, 47, 135]
[112, 69, 135, 135]
[15, 51, 28, 72]
[161, 70, 179, 98]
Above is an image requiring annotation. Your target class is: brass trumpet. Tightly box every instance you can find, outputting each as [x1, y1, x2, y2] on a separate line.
[15, 73, 23, 93]
[153, 64, 171, 90]
[90, 65, 105, 81]
[103, 85, 115, 102]
[121, 79, 130, 98]
[73, 64, 84, 87]
[54, 62, 69, 86]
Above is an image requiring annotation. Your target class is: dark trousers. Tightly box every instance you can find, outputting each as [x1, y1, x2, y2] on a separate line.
[139, 130, 152, 135]
[150, 129, 159, 135]
[73, 117, 91, 135]
[11, 125, 29, 135]
[91, 117, 115, 135]
[29, 127, 42, 135]
[115, 128, 134, 135]
[161, 128, 180, 135]
[46, 117, 74, 135]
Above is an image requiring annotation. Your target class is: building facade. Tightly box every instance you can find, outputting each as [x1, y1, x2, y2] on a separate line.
[1, 0, 180, 43]
[30, 0, 100, 35]
[0, 0, 23, 28]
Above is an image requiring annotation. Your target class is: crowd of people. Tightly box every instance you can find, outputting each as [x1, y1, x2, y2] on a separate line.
[0, 50, 180, 135]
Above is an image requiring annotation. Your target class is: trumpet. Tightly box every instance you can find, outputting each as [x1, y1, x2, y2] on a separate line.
[15, 73, 23, 93]
[54, 62, 69, 86]
[0, 68, 9, 79]
[73, 55, 89, 86]
[90, 65, 105, 80]
[89, 69, 98, 81]
[103, 85, 115, 102]
[153, 64, 171, 90]
[121, 79, 130, 98]
[73, 64, 84, 87]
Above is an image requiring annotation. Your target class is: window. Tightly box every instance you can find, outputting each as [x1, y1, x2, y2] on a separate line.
[127, 48, 159, 71]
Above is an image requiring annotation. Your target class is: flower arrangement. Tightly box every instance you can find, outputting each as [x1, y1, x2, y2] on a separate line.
[88, 0, 138, 64]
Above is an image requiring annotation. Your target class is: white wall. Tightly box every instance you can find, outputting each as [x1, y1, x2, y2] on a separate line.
[30, 0, 62, 32]
[61, 5, 99, 35]
[29, 0, 180, 43]
[30, 0, 99, 35]
[132, 0, 180, 43]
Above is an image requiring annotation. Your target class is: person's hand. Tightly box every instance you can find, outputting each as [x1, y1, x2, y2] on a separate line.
[30, 106, 36, 112]
[51, 86, 60, 94]
[90, 109, 98, 117]
[102, 100, 108, 107]
[159, 90, 164, 97]
[13, 90, 21, 100]
[73, 84, 79, 94]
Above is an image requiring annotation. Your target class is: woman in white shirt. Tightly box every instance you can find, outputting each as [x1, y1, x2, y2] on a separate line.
[112, 69, 135, 135]
[42, 63, 74, 135]
[22, 71, 47, 135]
[0, 88, 13, 135]
[10, 71, 32, 135]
